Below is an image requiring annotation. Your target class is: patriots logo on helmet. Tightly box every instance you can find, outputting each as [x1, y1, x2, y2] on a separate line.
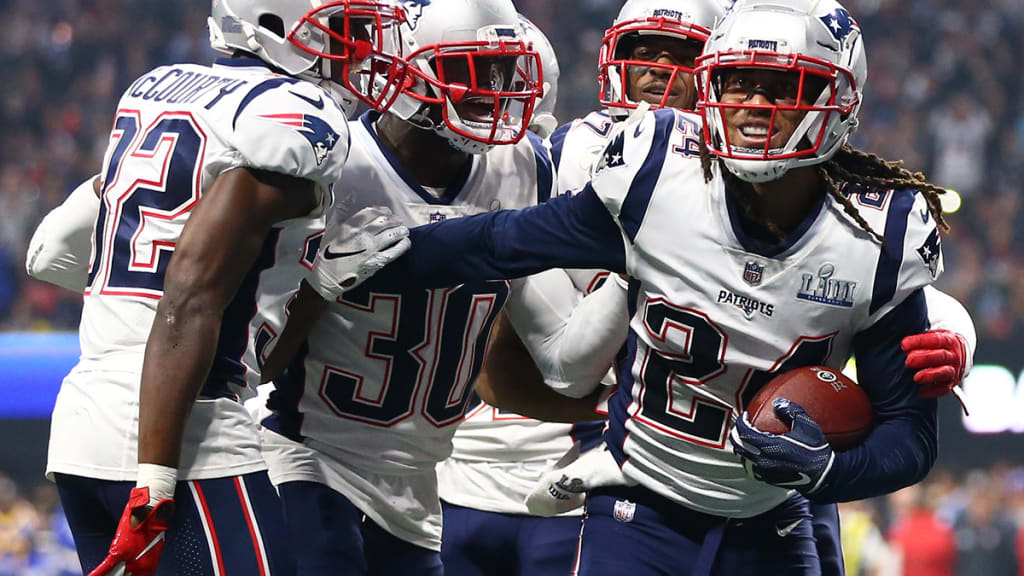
[820, 8, 858, 43]
[400, 0, 431, 30]
[259, 113, 341, 166]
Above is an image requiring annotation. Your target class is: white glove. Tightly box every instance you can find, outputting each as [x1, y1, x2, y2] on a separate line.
[525, 442, 631, 517]
[307, 206, 411, 299]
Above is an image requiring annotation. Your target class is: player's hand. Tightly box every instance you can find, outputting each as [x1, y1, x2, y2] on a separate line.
[525, 442, 629, 517]
[88, 487, 174, 576]
[307, 207, 411, 299]
[730, 399, 835, 496]
[901, 329, 969, 398]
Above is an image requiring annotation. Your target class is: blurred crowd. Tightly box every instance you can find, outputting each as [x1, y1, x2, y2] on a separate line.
[2, 0, 1024, 355]
[0, 474, 78, 576]
[840, 463, 1024, 576]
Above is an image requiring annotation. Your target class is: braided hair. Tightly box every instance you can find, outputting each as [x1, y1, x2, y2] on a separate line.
[700, 142, 951, 243]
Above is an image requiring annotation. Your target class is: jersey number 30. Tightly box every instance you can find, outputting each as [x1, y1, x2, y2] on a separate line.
[320, 283, 510, 428]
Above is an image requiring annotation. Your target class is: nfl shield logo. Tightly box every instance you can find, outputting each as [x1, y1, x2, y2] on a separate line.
[743, 261, 764, 286]
[429, 211, 447, 223]
[613, 499, 636, 523]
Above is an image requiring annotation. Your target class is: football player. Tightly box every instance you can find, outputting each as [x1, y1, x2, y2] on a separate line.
[464, 2, 976, 575]
[432, 14, 615, 576]
[349, 0, 965, 573]
[24, 1, 409, 574]
[250, 1, 552, 574]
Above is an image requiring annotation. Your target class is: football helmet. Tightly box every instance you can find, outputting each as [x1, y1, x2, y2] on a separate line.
[388, 0, 543, 154]
[209, 0, 408, 115]
[519, 14, 560, 138]
[695, 0, 867, 183]
[598, 0, 725, 117]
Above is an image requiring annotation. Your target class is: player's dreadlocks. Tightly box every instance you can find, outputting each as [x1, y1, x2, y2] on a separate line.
[700, 142, 950, 243]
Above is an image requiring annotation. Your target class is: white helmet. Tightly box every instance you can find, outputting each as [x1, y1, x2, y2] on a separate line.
[518, 15, 560, 138]
[388, 0, 544, 154]
[209, 0, 409, 116]
[695, 0, 867, 182]
[598, 0, 725, 117]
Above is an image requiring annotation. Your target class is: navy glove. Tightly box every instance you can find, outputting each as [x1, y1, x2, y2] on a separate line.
[730, 398, 835, 495]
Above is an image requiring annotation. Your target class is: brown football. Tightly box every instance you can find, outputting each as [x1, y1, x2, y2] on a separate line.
[747, 366, 873, 452]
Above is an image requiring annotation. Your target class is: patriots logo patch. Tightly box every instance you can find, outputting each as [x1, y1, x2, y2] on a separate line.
[595, 131, 626, 174]
[917, 229, 942, 280]
[820, 8, 858, 43]
[259, 113, 340, 166]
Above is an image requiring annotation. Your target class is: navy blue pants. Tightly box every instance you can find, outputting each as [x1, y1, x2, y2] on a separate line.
[55, 471, 294, 576]
[811, 503, 845, 576]
[277, 481, 443, 576]
[441, 501, 582, 576]
[576, 486, 821, 576]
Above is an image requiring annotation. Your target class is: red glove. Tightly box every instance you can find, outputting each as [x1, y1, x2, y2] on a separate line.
[87, 487, 174, 576]
[901, 329, 969, 398]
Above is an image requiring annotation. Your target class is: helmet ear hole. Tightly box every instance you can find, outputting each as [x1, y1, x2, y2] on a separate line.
[258, 14, 286, 39]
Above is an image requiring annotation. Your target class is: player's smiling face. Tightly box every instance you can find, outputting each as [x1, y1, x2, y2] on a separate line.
[717, 68, 827, 151]
[625, 36, 702, 110]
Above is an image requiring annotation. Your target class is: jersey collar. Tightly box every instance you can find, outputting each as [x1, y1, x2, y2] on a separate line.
[718, 176, 828, 259]
[360, 111, 475, 206]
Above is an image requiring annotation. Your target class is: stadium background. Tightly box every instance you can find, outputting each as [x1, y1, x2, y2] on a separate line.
[0, 0, 1021, 574]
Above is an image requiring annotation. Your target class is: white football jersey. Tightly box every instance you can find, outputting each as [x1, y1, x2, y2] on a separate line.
[586, 109, 942, 516]
[47, 57, 348, 482]
[437, 113, 626, 515]
[261, 112, 553, 549]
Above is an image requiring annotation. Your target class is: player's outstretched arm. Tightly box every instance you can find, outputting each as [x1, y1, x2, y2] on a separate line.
[813, 289, 939, 503]
[367, 186, 628, 290]
[138, 168, 318, 468]
[475, 314, 607, 424]
[26, 176, 101, 292]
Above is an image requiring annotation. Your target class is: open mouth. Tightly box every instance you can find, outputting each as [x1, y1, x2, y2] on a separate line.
[734, 123, 780, 147]
[461, 97, 497, 123]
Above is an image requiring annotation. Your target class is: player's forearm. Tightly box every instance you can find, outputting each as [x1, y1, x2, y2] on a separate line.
[811, 404, 937, 503]
[260, 280, 328, 383]
[816, 289, 938, 502]
[26, 176, 100, 292]
[138, 290, 224, 467]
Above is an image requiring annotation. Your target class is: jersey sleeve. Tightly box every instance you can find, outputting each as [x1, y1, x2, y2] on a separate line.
[229, 80, 349, 190]
[812, 289, 938, 503]
[26, 177, 100, 292]
[866, 189, 943, 321]
[924, 286, 977, 375]
[588, 108, 681, 247]
[504, 270, 629, 398]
